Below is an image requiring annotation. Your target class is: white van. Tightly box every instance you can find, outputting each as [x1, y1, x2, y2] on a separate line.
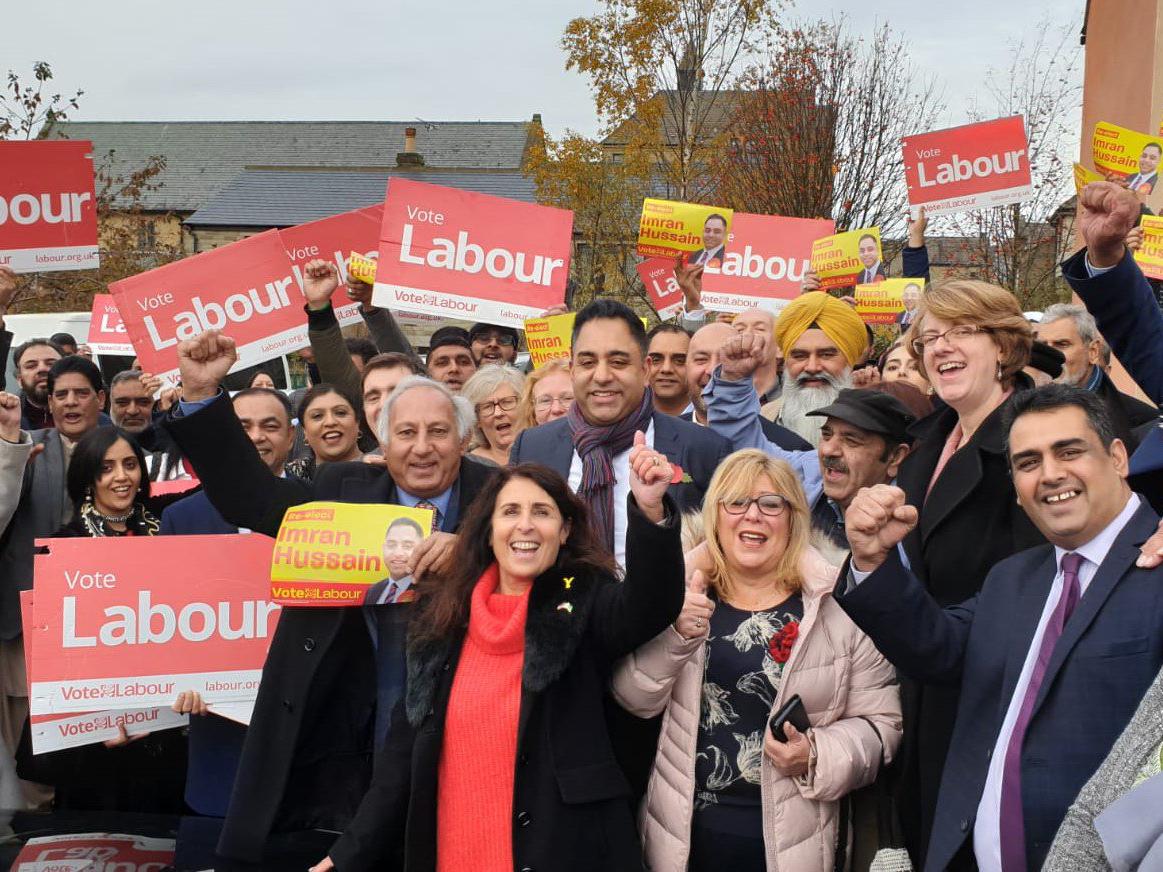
[3, 312, 306, 391]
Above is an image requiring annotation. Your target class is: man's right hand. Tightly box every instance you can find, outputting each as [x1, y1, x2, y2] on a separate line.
[845, 485, 918, 573]
[177, 330, 238, 403]
[345, 275, 375, 309]
[800, 270, 822, 293]
[302, 258, 340, 311]
[1078, 182, 1141, 268]
[906, 206, 928, 248]
[718, 332, 766, 382]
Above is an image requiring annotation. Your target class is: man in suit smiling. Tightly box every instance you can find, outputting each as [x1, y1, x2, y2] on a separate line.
[836, 384, 1163, 871]
[509, 298, 729, 568]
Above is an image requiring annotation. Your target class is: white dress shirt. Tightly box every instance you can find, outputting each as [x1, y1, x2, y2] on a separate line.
[972, 492, 1141, 870]
[568, 420, 655, 573]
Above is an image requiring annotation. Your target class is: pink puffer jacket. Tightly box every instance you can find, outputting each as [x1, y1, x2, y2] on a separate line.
[612, 547, 901, 872]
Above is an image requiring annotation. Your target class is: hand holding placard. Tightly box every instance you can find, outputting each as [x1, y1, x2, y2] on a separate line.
[177, 330, 238, 402]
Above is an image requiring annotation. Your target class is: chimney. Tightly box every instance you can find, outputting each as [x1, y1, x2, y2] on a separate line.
[397, 126, 425, 167]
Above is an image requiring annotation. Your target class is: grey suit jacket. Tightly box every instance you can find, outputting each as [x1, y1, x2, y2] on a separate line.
[0, 429, 71, 639]
[0, 433, 33, 539]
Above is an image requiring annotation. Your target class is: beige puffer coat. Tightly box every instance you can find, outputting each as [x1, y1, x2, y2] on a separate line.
[612, 548, 901, 872]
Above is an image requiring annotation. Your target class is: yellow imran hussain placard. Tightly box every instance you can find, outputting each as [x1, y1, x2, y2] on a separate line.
[855, 278, 923, 326]
[1134, 215, 1163, 280]
[637, 198, 734, 259]
[810, 227, 882, 290]
[270, 501, 434, 607]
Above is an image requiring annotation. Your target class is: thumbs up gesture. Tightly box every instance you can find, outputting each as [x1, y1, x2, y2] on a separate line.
[628, 430, 672, 523]
[675, 570, 715, 640]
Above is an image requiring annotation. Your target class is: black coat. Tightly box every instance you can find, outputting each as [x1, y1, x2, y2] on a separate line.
[162, 394, 498, 861]
[891, 385, 1045, 861]
[328, 497, 686, 872]
[1093, 366, 1157, 451]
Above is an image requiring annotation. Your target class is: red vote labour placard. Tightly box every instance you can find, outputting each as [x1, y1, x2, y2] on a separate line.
[636, 258, 685, 320]
[109, 230, 303, 383]
[902, 116, 1033, 216]
[12, 833, 175, 870]
[702, 213, 834, 311]
[85, 294, 134, 355]
[29, 535, 280, 714]
[372, 179, 573, 327]
[0, 140, 99, 273]
[278, 204, 383, 330]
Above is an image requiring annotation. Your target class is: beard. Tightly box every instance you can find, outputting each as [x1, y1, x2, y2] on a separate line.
[778, 368, 852, 447]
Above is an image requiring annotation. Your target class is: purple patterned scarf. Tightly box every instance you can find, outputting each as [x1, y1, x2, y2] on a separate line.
[567, 388, 656, 552]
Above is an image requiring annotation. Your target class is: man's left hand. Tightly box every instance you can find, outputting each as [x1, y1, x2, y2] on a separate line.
[628, 430, 671, 523]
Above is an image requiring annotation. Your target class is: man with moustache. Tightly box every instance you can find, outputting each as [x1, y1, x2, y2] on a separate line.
[645, 323, 692, 417]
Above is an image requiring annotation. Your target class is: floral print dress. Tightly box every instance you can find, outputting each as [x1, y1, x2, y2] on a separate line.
[694, 592, 804, 813]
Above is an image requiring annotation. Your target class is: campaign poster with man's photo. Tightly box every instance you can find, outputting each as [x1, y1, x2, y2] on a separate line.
[269, 502, 436, 607]
[1093, 122, 1163, 208]
[637, 199, 734, 263]
[810, 227, 884, 290]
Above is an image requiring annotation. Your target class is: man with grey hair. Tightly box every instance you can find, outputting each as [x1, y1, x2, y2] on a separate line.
[160, 330, 497, 863]
[1037, 303, 1156, 448]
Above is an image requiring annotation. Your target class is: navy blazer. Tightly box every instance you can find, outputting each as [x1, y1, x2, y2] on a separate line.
[1063, 247, 1163, 404]
[836, 499, 1163, 871]
[508, 410, 731, 513]
[159, 490, 239, 535]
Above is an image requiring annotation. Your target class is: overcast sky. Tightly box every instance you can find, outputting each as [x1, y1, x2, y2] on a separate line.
[7, 0, 1082, 140]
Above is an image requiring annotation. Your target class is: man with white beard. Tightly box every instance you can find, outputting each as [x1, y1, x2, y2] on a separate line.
[767, 292, 866, 445]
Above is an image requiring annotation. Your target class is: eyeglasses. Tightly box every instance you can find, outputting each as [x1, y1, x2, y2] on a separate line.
[475, 396, 519, 418]
[472, 333, 516, 347]
[720, 494, 788, 516]
[910, 324, 991, 355]
[534, 393, 574, 410]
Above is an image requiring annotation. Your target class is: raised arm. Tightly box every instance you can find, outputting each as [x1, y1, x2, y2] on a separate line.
[0, 392, 32, 538]
[161, 331, 311, 536]
[1062, 181, 1163, 404]
[705, 332, 822, 505]
[301, 258, 363, 406]
[834, 485, 975, 685]
[901, 206, 931, 282]
[588, 434, 685, 663]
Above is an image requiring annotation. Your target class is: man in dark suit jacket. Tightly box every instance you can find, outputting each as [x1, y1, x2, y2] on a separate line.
[162, 331, 496, 862]
[686, 213, 728, 266]
[508, 298, 730, 566]
[836, 385, 1163, 871]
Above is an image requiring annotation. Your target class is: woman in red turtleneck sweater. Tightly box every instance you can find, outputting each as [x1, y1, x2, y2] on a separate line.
[314, 447, 686, 872]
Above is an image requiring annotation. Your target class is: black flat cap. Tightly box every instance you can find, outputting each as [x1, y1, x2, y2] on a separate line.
[428, 326, 472, 352]
[806, 388, 917, 444]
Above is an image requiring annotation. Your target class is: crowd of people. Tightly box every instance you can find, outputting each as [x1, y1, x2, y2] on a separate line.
[0, 180, 1162, 871]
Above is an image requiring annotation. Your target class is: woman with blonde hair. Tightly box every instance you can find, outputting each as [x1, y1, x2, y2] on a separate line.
[614, 449, 901, 871]
[890, 278, 1045, 860]
[460, 364, 526, 466]
[517, 359, 573, 428]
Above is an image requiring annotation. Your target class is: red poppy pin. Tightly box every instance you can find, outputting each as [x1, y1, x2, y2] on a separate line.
[768, 620, 800, 664]
[670, 463, 692, 485]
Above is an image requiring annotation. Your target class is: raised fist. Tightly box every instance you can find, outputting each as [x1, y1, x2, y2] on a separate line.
[628, 430, 672, 523]
[844, 484, 918, 572]
[177, 330, 238, 402]
[1078, 182, 1141, 268]
[718, 332, 766, 382]
[302, 259, 339, 311]
[0, 391, 21, 443]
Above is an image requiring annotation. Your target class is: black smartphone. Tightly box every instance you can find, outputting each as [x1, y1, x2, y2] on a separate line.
[768, 694, 810, 742]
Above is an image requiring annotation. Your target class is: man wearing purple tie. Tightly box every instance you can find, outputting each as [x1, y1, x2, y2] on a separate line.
[835, 383, 1163, 871]
[363, 516, 425, 605]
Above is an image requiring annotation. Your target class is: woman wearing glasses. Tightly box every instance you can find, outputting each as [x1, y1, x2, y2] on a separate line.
[519, 360, 574, 427]
[613, 449, 901, 871]
[886, 280, 1044, 861]
[462, 364, 527, 466]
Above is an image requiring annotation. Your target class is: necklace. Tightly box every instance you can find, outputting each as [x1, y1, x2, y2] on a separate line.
[96, 507, 134, 524]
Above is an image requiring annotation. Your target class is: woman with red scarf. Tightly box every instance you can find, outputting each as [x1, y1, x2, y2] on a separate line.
[312, 438, 684, 872]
